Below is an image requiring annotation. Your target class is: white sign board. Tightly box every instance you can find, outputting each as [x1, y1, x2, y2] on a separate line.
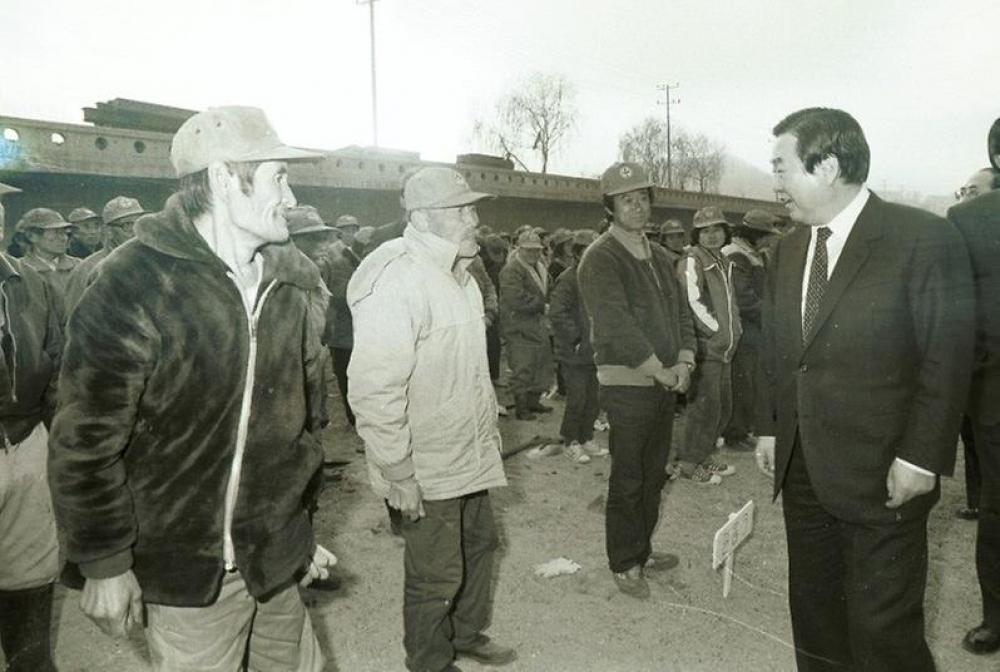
[712, 500, 755, 598]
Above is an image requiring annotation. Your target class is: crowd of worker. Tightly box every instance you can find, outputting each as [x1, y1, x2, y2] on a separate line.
[0, 106, 998, 672]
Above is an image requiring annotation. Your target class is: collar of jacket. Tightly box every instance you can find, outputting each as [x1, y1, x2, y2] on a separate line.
[609, 224, 651, 260]
[402, 224, 469, 278]
[689, 245, 727, 271]
[133, 193, 324, 292]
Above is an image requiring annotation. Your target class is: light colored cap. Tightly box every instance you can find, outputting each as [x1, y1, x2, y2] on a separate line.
[403, 167, 494, 210]
[355, 225, 376, 246]
[335, 214, 360, 229]
[516, 230, 544, 250]
[170, 106, 323, 178]
[0, 182, 21, 196]
[287, 205, 332, 236]
[16, 208, 72, 232]
[68, 207, 101, 224]
[102, 196, 146, 224]
[692, 205, 729, 229]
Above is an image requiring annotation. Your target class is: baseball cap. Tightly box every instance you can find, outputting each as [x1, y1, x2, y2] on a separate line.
[516, 230, 544, 250]
[286, 206, 332, 236]
[692, 206, 729, 229]
[68, 207, 101, 224]
[170, 106, 323, 178]
[0, 182, 20, 196]
[103, 196, 146, 225]
[403, 167, 494, 210]
[741, 208, 783, 233]
[16, 208, 72, 232]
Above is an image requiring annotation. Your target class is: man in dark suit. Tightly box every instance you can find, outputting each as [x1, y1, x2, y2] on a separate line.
[755, 107, 974, 671]
[948, 117, 1000, 656]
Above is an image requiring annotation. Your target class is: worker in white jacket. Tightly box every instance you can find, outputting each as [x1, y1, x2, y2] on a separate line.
[347, 166, 515, 672]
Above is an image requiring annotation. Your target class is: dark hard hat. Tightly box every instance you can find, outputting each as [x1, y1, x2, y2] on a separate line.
[16, 208, 71, 232]
[989, 117, 1000, 171]
[287, 205, 332, 236]
[741, 209, 783, 233]
[692, 206, 729, 230]
[68, 207, 101, 224]
[600, 162, 654, 197]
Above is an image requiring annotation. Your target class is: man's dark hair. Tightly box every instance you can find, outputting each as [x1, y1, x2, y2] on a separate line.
[989, 167, 1000, 191]
[601, 187, 655, 219]
[178, 161, 259, 220]
[773, 108, 870, 185]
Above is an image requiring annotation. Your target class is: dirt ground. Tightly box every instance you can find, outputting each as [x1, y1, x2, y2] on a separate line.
[23, 380, 999, 672]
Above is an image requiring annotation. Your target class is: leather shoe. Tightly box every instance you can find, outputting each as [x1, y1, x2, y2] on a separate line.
[454, 634, 517, 666]
[963, 624, 1000, 654]
[612, 566, 650, 600]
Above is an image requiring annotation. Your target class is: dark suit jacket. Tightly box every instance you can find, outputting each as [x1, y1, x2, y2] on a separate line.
[759, 193, 974, 524]
[948, 190, 1000, 426]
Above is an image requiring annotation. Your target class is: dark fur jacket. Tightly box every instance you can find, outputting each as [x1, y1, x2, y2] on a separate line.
[49, 194, 329, 606]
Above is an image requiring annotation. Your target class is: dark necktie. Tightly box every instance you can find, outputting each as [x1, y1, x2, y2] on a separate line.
[803, 226, 832, 341]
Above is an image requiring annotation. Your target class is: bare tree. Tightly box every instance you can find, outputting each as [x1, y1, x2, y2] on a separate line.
[474, 73, 577, 174]
[618, 116, 669, 185]
[619, 120, 726, 193]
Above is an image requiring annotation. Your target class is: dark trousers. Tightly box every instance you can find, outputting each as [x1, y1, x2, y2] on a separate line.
[782, 441, 935, 672]
[678, 359, 732, 464]
[559, 364, 599, 444]
[0, 583, 57, 672]
[962, 415, 981, 510]
[601, 386, 676, 573]
[486, 323, 502, 382]
[723, 340, 757, 441]
[402, 491, 498, 672]
[506, 341, 552, 397]
[974, 420, 1000, 630]
[329, 346, 355, 427]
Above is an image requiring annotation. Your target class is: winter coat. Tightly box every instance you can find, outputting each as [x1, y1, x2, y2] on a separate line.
[0, 253, 62, 444]
[323, 241, 361, 349]
[347, 225, 507, 501]
[722, 237, 766, 347]
[549, 263, 594, 368]
[499, 253, 548, 345]
[577, 231, 696, 386]
[679, 246, 742, 363]
[49, 194, 330, 607]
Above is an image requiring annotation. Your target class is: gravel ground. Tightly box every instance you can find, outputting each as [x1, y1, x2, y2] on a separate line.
[21, 384, 997, 672]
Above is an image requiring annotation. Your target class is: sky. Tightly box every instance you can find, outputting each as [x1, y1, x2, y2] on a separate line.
[2, 0, 997, 196]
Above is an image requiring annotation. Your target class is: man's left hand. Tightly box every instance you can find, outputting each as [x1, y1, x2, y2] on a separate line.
[668, 364, 691, 394]
[885, 460, 936, 509]
[298, 544, 338, 588]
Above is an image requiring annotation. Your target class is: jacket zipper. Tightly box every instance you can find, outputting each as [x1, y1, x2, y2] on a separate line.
[222, 277, 277, 571]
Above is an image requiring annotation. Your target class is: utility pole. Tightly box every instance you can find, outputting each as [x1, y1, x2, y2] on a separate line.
[357, 0, 379, 146]
[657, 83, 680, 188]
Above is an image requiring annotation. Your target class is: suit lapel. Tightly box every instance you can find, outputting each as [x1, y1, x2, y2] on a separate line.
[802, 195, 884, 352]
[778, 228, 809, 351]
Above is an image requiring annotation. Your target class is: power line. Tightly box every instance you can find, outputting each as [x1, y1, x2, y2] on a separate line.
[356, 0, 379, 146]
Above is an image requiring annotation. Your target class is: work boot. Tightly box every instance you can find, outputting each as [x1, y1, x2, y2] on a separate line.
[527, 393, 553, 414]
[514, 394, 536, 421]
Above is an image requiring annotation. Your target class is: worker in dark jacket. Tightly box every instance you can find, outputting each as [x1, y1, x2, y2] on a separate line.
[578, 161, 697, 600]
[550, 229, 607, 463]
[49, 107, 334, 671]
[0, 183, 64, 672]
[500, 230, 554, 420]
[16, 208, 79, 316]
[66, 207, 103, 259]
[720, 208, 781, 452]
